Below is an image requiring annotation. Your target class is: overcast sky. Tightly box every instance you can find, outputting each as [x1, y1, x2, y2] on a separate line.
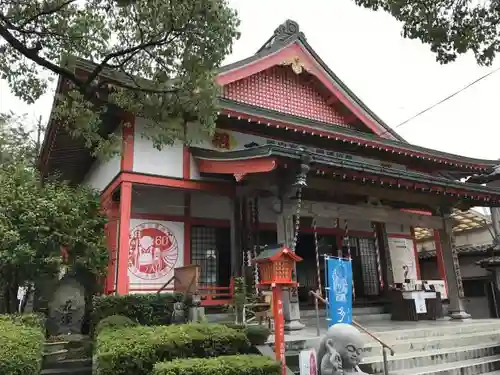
[1, 0, 500, 162]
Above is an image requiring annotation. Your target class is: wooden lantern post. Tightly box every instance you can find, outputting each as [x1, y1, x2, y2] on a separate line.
[253, 244, 303, 375]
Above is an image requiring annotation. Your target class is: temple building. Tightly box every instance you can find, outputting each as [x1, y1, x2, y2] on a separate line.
[40, 20, 500, 322]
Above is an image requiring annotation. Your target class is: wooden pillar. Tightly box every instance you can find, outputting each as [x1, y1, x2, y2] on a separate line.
[184, 192, 191, 266]
[116, 182, 132, 295]
[230, 196, 242, 277]
[375, 222, 392, 294]
[438, 214, 470, 319]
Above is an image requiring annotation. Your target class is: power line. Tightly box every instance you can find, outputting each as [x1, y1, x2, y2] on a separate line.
[381, 65, 500, 136]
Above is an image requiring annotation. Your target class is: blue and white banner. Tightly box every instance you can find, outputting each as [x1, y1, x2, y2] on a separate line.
[325, 257, 353, 326]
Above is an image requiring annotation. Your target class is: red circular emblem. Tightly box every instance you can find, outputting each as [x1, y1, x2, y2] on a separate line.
[128, 222, 179, 280]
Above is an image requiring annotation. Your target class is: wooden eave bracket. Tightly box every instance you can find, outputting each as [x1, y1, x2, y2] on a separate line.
[198, 157, 278, 182]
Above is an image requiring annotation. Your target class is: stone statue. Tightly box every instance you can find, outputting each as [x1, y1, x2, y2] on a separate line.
[171, 301, 186, 324]
[317, 324, 369, 375]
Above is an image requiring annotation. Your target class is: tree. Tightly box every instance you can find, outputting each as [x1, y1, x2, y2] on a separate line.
[0, 0, 240, 156]
[0, 113, 44, 165]
[353, 0, 500, 66]
[0, 116, 107, 313]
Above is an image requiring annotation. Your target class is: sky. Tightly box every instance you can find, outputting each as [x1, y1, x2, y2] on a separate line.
[1, 0, 500, 162]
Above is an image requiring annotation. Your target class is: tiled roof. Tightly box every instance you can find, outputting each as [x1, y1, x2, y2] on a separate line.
[476, 256, 500, 267]
[419, 243, 494, 259]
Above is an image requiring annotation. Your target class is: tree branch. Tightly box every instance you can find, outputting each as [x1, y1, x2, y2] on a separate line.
[0, 17, 82, 87]
[18, 0, 77, 29]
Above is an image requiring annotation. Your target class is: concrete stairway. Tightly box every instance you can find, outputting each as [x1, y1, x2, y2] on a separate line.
[359, 319, 500, 375]
[280, 317, 500, 375]
[42, 336, 92, 375]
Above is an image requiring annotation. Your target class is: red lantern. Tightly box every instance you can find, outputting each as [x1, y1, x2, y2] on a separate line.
[253, 244, 302, 375]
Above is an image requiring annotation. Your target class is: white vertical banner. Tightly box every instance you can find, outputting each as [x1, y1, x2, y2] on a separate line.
[299, 349, 317, 375]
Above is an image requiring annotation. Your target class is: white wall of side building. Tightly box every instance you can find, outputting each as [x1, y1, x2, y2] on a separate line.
[133, 117, 184, 178]
[82, 128, 121, 192]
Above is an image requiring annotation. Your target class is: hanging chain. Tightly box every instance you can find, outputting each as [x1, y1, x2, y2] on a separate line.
[252, 197, 260, 293]
[343, 219, 355, 300]
[372, 223, 384, 292]
[246, 199, 253, 268]
[450, 231, 464, 298]
[312, 216, 322, 296]
[291, 186, 303, 252]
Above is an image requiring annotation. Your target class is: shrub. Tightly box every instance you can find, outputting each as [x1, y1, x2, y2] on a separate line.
[152, 355, 280, 375]
[95, 323, 250, 375]
[95, 315, 138, 336]
[245, 325, 271, 346]
[91, 292, 183, 333]
[0, 318, 45, 375]
[0, 313, 46, 330]
[221, 323, 270, 346]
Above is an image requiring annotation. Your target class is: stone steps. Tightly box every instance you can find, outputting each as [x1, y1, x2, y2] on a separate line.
[42, 337, 92, 375]
[361, 342, 500, 373]
[393, 354, 500, 375]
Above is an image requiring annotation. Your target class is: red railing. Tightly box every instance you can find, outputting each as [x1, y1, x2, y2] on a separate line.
[199, 278, 234, 307]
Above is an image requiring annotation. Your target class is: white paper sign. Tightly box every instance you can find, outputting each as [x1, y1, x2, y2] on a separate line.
[414, 293, 427, 314]
[299, 349, 318, 375]
[387, 237, 417, 283]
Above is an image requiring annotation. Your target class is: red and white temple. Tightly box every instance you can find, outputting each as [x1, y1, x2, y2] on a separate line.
[40, 20, 500, 321]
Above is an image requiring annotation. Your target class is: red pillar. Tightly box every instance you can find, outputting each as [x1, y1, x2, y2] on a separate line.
[433, 229, 448, 296]
[272, 286, 286, 375]
[116, 182, 132, 295]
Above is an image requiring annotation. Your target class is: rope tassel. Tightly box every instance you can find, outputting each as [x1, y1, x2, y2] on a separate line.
[372, 223, 384, 292]
[343, 219, 355, 300]
[313, 217, 322, 296]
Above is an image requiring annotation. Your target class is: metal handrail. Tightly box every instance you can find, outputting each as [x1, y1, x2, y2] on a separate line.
[309, 290, 394, 375]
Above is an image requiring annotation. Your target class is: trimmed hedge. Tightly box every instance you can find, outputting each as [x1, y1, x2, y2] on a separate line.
[95, 323, 251, 375]
[0, 318, 45, 375]
[222, 323, 271, 346]
[0, 313, 46, 330]
[152, 355, 281, 375]
[95, 314, 138, 336]
[91, 292, 183, 332]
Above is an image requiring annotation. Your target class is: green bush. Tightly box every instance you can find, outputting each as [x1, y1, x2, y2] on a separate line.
[221, 323, 270, 346]
[152, 355, 280, 375]
[0, 313, 46, 330]
[245, 325, 271, 346]
[91, 292, 183, 333]
[0, 319, 45, 375]
[95, 314, 138, 336]
[95, 323, 251, 375]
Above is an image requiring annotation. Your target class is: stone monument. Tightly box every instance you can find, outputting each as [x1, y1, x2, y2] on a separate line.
[48, 276, 86, 335]
[317, 324, 370, 375]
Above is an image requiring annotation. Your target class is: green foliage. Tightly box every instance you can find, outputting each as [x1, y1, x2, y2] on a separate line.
[95, 323, 251, 375]
[0, 159, 108, 313]
[221, 323, 271, 346]
[0, 313, 46, 330]
[353, 0, 500, 65]
[95, 314, 138, 336]
[0, 0, 240, 156]
[91, 293, 184, 333]
[0, 318, 45, 375]
[152, 355, 281, 375]
[244, 324, 271, 346]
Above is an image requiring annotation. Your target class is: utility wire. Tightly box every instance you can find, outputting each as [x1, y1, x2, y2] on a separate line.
[380, 65, 500, 137]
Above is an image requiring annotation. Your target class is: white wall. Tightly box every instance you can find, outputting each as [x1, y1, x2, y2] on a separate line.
[82, 128, 121, 191]
[133, 117, 184, 178]
[417, 227, 493, 252]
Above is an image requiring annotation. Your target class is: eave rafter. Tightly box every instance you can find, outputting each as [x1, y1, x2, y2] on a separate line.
[218, 106, 496, 173]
